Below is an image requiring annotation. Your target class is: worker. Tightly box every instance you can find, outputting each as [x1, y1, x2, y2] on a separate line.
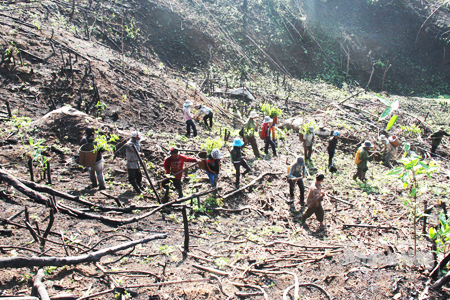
[353, 140, 373, 181]
[183, 100, 197, 138]
[261, 116, 277, 157]
[230, 138, 251, 187]
[206, 148, 222, 188]
[162, 147, 199, 203]
[301, 173, 326, 230]
[242, 111, 260, 158]
[429, 127, 449, 157]
[114, 131, 144, 194]
[288, 156, 306, 205]
[380, 135, 397, 168]
[80, 127, 106, 190]
[196, 104, 213, 128]
[270, 112, 279, 144]
[302, 126, 315, 161]
[327, 131, 339, 171]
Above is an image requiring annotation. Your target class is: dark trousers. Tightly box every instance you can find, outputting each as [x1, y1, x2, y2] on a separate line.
[128, 168, 142, 193]
[431, 144, 438, 156]
[203, 112, 213, 127]
[289, 179, 304, 204]
[162, 178, 183, 203]
[302, 205, 324, 223]
[304, 144, 313, 160]
[328, 150, 335, 168]
[233, 160, 250, 185]
[264, 138, 277, 156]
[246, 136, 260, 158]
[353, 167, 368, 181]
[186, 119, 197, 137]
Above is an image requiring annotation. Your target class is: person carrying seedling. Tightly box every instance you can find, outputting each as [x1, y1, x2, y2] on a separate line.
[230, 138, 251, 187]
[80, 127, 106, 190]
[429, 127, 449, 157]
[162, 147, 200, 203]
[183, 100, 197, 138]
[379, 135, 397, 168]
[352, 140, 373, 181]
[114, 131, 144, 194]
[261, 116, 277, 157]
[288, 156, 306, 205]
[301, 173, 326, 230]
[242, 111, 260, 158]
[196, 104, 213, 128]
[302, 126, 315, 161]
[327, 131, 339, 171]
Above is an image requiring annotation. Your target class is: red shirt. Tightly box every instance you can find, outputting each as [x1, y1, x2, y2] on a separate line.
[164, 154, 197, 180]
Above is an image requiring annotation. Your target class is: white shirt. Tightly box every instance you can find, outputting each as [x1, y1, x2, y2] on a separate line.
[304, 132, 314, 146]
[197, 107, 211, 117]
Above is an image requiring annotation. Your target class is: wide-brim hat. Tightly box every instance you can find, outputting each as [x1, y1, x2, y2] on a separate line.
[263, 116, 272, 123]
[364, 140, 374, 148]
[131, 131, 139, 138]
[249, 111, 258, 118]
[184, 100, 193, 107]
[233, 138, 244, 147]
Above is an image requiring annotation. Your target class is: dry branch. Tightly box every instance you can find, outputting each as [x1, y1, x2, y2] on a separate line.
[0, 234, 166, 268]
[31, 269, 50, 300]
[222, 172, 282, 199]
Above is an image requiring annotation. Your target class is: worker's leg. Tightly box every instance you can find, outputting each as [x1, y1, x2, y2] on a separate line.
[267, 138, 277, 156]
[203, 115, 208, 127]
[172, 179, 183, 198]
[241, 159, 251, 176]
[315, 205, 324, 223]
[93, 159, 106, 190]
[136, 168, 143, 190]
[128, 169, 142, 193]
[328, 150, 335, 168]
[301, 206, 316, 223]
[298, 179, 305, 205]
[248, 136, 260, 158]
[233, 162, 241, 186]
[307, 145, 313, 159]
[431, 144, 438, 157]
[289, 180, 295, 198]
[161, 179, 171, 203]
[186, 121, 191, 137]
[264, 139, 269, 155]
[88, 167, 98, 188]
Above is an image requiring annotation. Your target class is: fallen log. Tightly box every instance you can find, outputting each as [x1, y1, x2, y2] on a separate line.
[0, 234, 166, 268]
[343, 224, 392, 229]
[326, 193, 353, 206]
[222, 172, 283, 199]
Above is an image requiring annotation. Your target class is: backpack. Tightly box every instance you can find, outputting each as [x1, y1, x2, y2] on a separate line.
[354, 149, 362, 164]
[260, 123, 269, 139]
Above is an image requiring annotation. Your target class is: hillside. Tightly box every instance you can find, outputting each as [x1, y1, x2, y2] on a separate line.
[0, 0, 450, 299]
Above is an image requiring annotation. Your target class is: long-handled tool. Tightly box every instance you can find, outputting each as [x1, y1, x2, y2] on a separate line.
[132, 144, 161, 204]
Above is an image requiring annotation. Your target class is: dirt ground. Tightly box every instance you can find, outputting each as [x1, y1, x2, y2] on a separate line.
[1, 2, 450, 300]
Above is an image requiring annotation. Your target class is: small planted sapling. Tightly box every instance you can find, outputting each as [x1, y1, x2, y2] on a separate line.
[376, 94, 399, 131]
[388, 154, 439, 255]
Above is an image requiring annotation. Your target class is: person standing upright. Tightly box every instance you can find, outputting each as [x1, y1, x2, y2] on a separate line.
[302, 126, 315, 161]
[114, 132, 144, 194]
[242, 111, 260, 158]
[288, 156, 306, 205]
[80, 127, 106, 190]
[327, 131, 339, 170]
[353, 141, 373, 181]
[301, 173, 326, 230]
[261, 116, 277, 157]
[183, 100, 197, 138]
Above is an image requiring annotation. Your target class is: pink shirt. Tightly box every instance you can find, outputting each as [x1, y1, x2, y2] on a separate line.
[183, 107, 192, 120]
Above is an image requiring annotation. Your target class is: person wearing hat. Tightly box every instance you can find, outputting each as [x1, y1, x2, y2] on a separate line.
[302, 126, 315, 161]
[80, 127, 106, 190]
[327, 131, 339, 171]
[380, 135, 397, 168]
[230, 138, 251, 187]
[242, 111, 260, 158]
[288, 156, 306, 205]
[183, 100, 197, 138]
[206, 148, 222, 188]
[196, 104, 213, 128]
[162, 147, 200, 203]
[429, 127, 449, 157]
[261, 116, 277, 157]
[114, 131, 144, 194]
[301, 173, 326, 230]
[353, 140, 373, 181]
